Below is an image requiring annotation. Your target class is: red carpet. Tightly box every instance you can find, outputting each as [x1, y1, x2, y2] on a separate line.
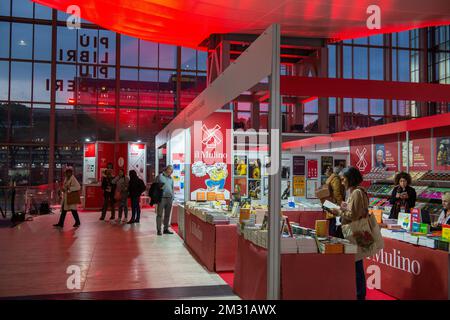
[217, 271, 396, 300]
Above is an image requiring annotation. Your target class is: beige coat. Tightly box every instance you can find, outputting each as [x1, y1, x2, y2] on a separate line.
[61, 175, 81, 211]
[339, 187, 369, 225]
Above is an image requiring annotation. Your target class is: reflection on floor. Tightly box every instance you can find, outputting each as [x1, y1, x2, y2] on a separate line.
[0, 209, 238, 300]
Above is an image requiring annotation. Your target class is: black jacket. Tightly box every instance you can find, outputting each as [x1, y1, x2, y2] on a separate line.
[389, 185, 417, 219]
[128, 178, 146, 198]
[101, 176, 116, 196]
[148, 182, 163, 205]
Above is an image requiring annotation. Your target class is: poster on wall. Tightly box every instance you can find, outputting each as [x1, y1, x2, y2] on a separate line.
[306, 180, 319, 199]
[281, 159, 291, 179]
[171, 153, 185, 199]
[307, 159, 318, 179]
[401, 130, 431, 171]
[248, 180, 261, 200]
[436, 137, 450, 170]
[293, 156, 306, 175]
[234, 155, 248, 176]
[128, 143, 146, 183]
[321, 156, 333, 175]
[293, 176, 305, 197]
[83, 143, 97, 184]
[234, 177, 248, 197]
[190, 111, 232, 200]
[375, 144, 386, 168]
[248, 158, 262, 179]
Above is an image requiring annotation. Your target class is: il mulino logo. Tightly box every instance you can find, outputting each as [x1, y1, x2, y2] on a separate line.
[366, 248, 422, 275]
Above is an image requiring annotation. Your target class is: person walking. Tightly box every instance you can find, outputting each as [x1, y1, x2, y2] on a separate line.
[113, 169, 129, 223]
[331, 166, 369, 300]
[53, 167, 81, 228]
[100, 169, 116, 221]
[156, 165, 174, 235]
[127, 170, 146, 224]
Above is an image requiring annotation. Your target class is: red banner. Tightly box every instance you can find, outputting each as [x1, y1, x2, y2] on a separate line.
[84, 143, 96, 157]
[401, 130, 431, 171]
[350, 138, 372, 174]
[307, 159, 318, 179]
[190, 111, 232, 200]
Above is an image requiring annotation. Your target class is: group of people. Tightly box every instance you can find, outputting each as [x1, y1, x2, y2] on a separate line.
[322, 166, 450, 300]
[53, 165, 176, 236]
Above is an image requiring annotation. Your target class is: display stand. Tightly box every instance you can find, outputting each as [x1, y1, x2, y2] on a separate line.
[233, 234, 356, 299]
[364, 238, 450, 300]
[184, 208, 238, 272]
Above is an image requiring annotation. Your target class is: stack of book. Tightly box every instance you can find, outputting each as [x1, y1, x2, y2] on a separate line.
[281, 237, 298, 254]
[296, 236, 318, 253]
[256, 230, 268, 248]
[316, 237, 344, 254]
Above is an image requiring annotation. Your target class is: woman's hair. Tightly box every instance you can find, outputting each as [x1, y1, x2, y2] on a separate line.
[129, 170, 138, 179]
[342, 166, 363, 188]
[394, 171, 412, 186]
[442, 192, 450, 203]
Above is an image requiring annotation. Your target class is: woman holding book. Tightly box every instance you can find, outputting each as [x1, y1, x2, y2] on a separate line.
[388, 172, 416, 219]
[330, 166, 369, 300]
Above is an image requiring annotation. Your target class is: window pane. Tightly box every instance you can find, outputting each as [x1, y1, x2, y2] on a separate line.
[354, 99, 368, 115]
[139, 40, 158, 67]
[0, 61, 8, 100]
[0, 0, 11, 16]
[99, 30, 116, 65]
[0, 22, 10, 58]
[10, 102, 31, 142]
[329, 97, 336, 114]
[237, 102, 251, 111]
[34, 25, 52, 61]
[304, 114, 318, 133]
[181, 47, 196, 70]
[76, 106, 98, 142]
[370, 99, 384, 116]
[119, 108, 138, 141]
[397, 31, 410, 47]
[57, 26, 77, 63]
[120, 35, 138, 67]
[328, 45, 336, 78]
[12, 0, 33, 18]
[353, 37, 368, 45]
[33, 63, 51, 102]
[353, 47, 368, 79]
[139, 69, 158, 108]
[369, 34, 383, 46]
[56, 64, 76, 103]
[10, 62, 32, 101]
[398, 49, 411, 81]
[369, 48, 383, 80]
[343, 98, 352, 112]
[304, 98, 318, 113]
[159, 44, 176, 69]
[198, 50, 207, 71]
[11, 22, 33, 59]
[96, 107, 115, 141]
[34, 3, 52, 19]
[158, 70, 176, 109]
[32, 104, 50, 143]
[343, 46, 352, 79]
[120, 68, 138, 106]
[78, 28, 99, 64]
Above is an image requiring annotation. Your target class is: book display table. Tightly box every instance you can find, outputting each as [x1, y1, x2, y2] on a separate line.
[233, 234, 356, 299]
[282, 209, 326, 229]
[183, 208, 238, 272]
[364, 237, 450, 300]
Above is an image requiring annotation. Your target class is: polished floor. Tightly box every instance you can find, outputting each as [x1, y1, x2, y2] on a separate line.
[0, 209, 238, 300]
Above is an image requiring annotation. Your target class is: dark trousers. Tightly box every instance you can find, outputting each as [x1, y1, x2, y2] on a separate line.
[130, 196, 141, 222]
[328, 218, 337, 237]
[355, 260, 366, 300]
[101, 194, 115, 219]
[58, 209, 80, 226]
[156, 197, 173, 232]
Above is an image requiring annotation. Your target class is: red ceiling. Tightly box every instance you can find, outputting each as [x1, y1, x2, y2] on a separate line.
[33, 0, 450, 48]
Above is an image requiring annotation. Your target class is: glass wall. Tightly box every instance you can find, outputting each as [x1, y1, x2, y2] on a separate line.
[0, 0, 207, 187]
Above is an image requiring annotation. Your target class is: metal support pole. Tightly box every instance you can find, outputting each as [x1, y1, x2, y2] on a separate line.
[267, 23, 281, 300]
[406, 131, 410, 173]
[48, 9, 57, 186]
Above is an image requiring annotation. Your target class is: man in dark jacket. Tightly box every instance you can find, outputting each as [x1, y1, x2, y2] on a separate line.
[100, 169, 116, 220]
[127, 170, 146, 224]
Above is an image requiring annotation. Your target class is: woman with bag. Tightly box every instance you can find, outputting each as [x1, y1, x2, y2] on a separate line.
[331, 166, 383, 300]
[53, 167, 81, 228]
[113, 169, 129, 223]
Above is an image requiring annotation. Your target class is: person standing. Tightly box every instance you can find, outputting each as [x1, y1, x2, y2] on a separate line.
[100, 169, 116, 221]
[53, 167, 81, 228]
[432, 192, 450, 229]
[113, 169, 129, 223]
[325, 166, 345, 236]
[331, 166, 369, 300]
[127, 170, 146, 224]
[388, 172, 417, 219]
[156, 165, 174, 235]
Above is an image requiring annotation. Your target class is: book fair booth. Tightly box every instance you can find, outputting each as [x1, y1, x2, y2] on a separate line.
[155, 25, 450, 300]
[82, 141, 147, 210]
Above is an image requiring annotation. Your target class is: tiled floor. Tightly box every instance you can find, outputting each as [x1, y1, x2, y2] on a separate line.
[0, 209, 238, 300]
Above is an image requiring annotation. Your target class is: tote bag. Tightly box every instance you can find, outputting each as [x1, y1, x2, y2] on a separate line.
[66, 190, 81, 205]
